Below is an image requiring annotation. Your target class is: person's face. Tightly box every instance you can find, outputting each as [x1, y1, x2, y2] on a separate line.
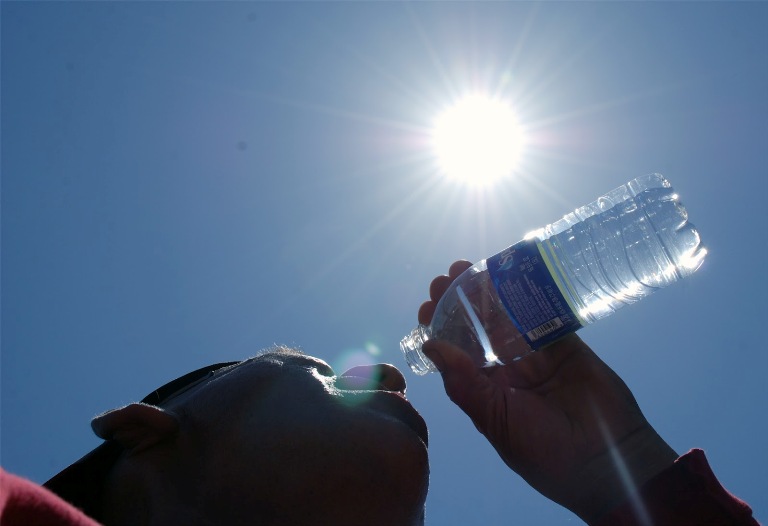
[173, 350, 430, 525]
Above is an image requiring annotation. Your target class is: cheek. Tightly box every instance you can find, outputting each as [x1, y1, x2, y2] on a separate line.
[328, 422, 430, 520]
[198, 398, 430, 522]
[306, 410, 430, 496]
[246, 406, 428, 485]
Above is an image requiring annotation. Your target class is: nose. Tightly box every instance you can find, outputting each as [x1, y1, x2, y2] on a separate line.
[338, 363, 407, 394]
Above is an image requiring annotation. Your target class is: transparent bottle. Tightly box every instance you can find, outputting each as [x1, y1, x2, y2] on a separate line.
[401, 173, 707, 375]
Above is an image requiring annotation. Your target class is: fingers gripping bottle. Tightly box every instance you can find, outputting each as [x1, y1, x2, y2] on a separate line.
[401, 173, 707, 375]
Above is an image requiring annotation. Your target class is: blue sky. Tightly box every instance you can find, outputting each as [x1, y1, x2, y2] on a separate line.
[2, 2, 766, 524]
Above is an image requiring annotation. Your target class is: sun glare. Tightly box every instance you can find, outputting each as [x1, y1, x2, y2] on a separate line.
[432, 94, 526, 187]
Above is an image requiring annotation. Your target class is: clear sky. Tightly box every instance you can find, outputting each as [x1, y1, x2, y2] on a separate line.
[2, 2, 767, 524]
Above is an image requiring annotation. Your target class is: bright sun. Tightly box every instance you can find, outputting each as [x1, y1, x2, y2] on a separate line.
[432, 94, 526, 187]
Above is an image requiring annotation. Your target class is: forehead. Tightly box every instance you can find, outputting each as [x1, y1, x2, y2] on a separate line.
[227, 348, 332, 377]
[161, 348, 331, 407]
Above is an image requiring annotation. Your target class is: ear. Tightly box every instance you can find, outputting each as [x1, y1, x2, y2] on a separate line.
[91, 403, 180, 454]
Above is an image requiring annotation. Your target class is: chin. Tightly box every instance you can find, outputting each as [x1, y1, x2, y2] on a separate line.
[369, 426, 430, 518]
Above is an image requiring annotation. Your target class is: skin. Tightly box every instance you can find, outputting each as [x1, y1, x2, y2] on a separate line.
[88, 261, 676, 525]
[93, 350, 429, 526]
[419, 260, 678, 523]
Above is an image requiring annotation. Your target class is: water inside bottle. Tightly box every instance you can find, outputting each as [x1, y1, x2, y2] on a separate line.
[541, 183, 706, 324]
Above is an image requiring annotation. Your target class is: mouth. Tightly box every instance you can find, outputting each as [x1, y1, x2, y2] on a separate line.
[363, 391, 429, 447]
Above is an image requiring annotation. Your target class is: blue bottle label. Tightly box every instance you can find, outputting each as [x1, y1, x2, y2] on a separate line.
[487, 239, 582, 349]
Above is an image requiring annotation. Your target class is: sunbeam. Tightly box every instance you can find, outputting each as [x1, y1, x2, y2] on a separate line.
[595, 415, 653, 526]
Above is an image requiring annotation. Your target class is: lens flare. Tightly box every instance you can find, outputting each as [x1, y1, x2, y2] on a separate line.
[333, 348, 376, 373]
[331, 344, 383, 406]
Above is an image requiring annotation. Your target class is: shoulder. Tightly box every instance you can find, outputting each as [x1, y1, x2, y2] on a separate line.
[1, 467, 102, 526]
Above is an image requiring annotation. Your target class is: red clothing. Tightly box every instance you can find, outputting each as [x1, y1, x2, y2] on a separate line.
[1, 450, 759, 525]
[0, 468, 101, 526]
[595, 449, 759, 526]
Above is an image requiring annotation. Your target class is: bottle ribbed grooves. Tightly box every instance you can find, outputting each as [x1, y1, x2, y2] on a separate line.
[400, 325, 437, 375]
[539, 173, 706, 325]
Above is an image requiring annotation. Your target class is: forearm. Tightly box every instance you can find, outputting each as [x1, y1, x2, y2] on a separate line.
[567, 424, 678, 524]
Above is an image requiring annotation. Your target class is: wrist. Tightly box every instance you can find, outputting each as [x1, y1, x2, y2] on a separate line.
[569, 424, 678, 524]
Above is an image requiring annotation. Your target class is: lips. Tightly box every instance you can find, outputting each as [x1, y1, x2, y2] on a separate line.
[362, 391, 429, 446]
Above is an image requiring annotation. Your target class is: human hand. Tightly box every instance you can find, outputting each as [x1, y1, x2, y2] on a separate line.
[419, 260, 678, 523]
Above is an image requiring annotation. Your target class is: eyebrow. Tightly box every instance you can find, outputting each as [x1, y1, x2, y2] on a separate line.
[257, 346, 308, 360]
[274, 350, 334, 373]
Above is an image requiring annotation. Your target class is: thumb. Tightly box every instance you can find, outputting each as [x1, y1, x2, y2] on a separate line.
[422, 340, 496, 427]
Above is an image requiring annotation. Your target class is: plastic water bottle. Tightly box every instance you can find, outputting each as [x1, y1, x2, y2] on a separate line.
[401, 173, 707, 375]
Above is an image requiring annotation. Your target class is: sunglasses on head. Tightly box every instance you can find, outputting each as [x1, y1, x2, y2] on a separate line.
[140, 361, 240, 407]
